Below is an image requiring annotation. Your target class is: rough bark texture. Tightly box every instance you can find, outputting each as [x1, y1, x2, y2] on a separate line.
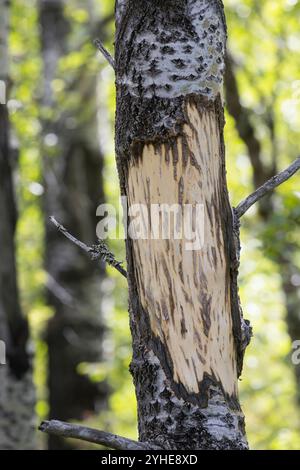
[225, 54, 300, 405]
[0, 0, 36, 450]
[115, 0, 250, 449]
[39, 0, 108, 450]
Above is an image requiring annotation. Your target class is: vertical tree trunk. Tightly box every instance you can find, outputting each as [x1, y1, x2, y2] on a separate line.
[39, 0, 108, 449]
[280, 256, 300, 404]
[115, 0, 250, 449]
[0, 0, 36, 450]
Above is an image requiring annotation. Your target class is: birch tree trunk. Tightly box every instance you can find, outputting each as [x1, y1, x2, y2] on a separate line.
[0, 0, 36, 449]
[114, 0, 250, 449]
[39, 0, 108, 449]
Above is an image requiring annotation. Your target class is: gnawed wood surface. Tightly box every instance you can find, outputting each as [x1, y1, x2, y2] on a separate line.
[127, 100, 237, 399]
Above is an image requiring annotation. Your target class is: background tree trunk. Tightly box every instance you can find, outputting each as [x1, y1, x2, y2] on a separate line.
[224, 54, 300, 405]
[0, 0, 36, 450]
[39, 0, 109, 449]
[115, 0, 250, 449]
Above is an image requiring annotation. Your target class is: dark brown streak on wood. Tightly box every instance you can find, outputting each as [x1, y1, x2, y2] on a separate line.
[119, 91, 245, 407]
[212, 97, 247, 376]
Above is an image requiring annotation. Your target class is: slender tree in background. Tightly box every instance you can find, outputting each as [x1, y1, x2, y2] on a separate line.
[0, 0, 36, 450]
[224, 55, 300, 404]
[39, 0, 108, 449]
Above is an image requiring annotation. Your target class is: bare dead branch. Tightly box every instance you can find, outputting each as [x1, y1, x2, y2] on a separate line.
[49, 216, 127, 278]
[49, 216, 90, 253]
[225, 53, 276, 220]
[94, 38, 115, 70]
[235, 157, 300, 218]
[39, 420, 161, 450]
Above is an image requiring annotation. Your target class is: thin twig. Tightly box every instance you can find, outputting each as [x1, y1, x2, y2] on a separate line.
[39, 420, 161, 450]
[94, 38, 115, 70]
[49, 216, 127, 278]
[49, 216, 90, 253]
[235, 157, 300, 218]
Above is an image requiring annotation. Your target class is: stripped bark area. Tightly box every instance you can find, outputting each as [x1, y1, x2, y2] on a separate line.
[115, 0, 250, 449]
[127, 100, 238, 400]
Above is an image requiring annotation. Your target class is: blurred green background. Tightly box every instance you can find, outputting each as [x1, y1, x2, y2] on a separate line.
[7, 0, 300, 449]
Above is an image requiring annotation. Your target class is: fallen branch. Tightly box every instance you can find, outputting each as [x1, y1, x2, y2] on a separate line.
[39, 420, 161, 450]
[235, 157, 300, 218]
[49, 216, 127, 278]
[94, 38, 115, 70]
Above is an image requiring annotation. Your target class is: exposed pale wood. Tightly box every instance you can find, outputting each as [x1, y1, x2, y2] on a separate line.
[127, 101, 237, 398]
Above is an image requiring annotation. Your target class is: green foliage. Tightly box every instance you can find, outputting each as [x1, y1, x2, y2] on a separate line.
[225, 0, 300, 449]
[8, 0, 300, 449]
